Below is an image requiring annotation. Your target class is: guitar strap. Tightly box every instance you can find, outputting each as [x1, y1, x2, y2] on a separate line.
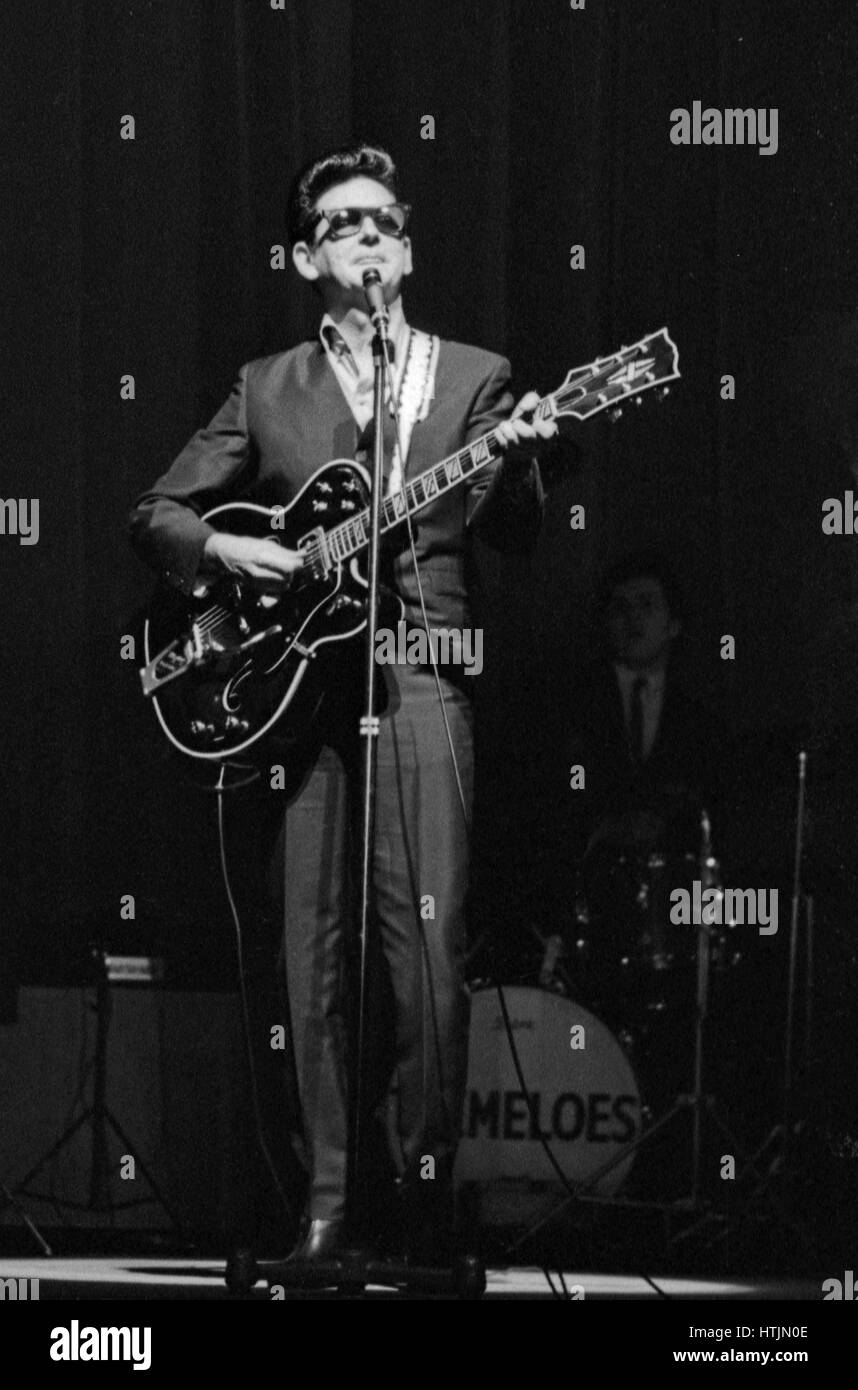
[385, 328, 440, 499]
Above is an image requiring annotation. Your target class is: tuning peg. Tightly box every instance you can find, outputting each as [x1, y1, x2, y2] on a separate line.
[659, 386, 671, 397]
[608, 407, 623, 422]
[634, 395, 643, 405]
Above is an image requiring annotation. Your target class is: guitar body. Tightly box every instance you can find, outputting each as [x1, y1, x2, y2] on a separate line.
[140, 330, 681, 766]
[143, 460, 386, 762]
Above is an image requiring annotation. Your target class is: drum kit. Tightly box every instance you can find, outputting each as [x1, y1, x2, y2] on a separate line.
[456, 804, 804, 1247]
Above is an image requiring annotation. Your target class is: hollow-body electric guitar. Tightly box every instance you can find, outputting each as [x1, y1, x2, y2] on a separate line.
[141, 329, 680, 762]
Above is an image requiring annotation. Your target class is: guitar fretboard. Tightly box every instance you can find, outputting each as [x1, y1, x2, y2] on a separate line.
[323, 404, 553, 566]
[316, 328, 678, 567]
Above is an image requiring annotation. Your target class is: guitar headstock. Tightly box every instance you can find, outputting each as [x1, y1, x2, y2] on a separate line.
[549, 328, 680, 423]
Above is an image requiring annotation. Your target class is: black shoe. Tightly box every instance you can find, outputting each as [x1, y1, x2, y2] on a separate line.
[287, 1217, 345, 1264]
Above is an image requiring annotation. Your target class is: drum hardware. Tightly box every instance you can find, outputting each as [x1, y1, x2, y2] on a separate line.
[530, 922, 577, 998]
[504, 809, 818, 1261]
[571, 823, 746, 1029]
[573, 878, 590, 930]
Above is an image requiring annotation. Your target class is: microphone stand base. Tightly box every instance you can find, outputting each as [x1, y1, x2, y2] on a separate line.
[225, 1246, 486, 1299]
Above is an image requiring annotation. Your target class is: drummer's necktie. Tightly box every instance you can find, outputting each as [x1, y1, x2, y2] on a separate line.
[630, 675, 647, 763]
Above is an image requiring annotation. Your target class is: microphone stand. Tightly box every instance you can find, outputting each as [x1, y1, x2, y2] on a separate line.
[234, 280, 484, 1299]
[349, 299, 389, 1234]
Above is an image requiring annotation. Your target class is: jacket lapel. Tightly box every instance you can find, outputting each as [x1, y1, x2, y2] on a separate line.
[304, 343, 362, 462]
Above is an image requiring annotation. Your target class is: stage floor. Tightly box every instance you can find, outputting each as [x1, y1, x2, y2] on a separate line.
[0, 1256, 820, 1300]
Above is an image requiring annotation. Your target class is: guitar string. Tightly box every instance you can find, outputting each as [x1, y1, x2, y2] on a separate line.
[323, 426, 507, 563]
[195, 398, 572, 621]
[297, 346, 664, 575]
[319, 410, 538, 562]
[320, 348, 656, 564]
[189, 539, 327, 643]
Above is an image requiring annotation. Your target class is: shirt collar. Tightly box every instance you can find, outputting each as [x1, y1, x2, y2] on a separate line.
[319, 308, 409, 365]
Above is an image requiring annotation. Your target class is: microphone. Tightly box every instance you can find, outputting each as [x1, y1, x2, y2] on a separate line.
[362, 268, 389, 330]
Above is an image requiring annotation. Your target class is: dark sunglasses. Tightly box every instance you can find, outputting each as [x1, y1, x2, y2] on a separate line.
[306, 203, 411, 245]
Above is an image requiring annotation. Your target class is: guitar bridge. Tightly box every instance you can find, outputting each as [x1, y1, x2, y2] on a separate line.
[140, 637, 195, 696]
[140, 620, 223, 697]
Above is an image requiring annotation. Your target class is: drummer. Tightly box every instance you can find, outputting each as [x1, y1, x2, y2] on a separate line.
[538, 552, 731, 942]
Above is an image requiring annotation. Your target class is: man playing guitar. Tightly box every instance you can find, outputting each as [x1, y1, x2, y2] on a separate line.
[130, 142, 556, 1262]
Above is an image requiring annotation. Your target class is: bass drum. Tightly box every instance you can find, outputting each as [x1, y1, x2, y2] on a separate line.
[454, 986, 641, 1226]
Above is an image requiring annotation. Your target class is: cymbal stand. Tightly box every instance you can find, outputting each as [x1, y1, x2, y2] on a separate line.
[729, 749, 814, 1212]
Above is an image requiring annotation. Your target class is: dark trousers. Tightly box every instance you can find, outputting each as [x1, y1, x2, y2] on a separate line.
[268, 661, 473, 1223]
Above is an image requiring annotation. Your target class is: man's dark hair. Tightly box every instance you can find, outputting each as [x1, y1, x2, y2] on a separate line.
[287, 143, 400, 246]
[596, 550, 684, 624]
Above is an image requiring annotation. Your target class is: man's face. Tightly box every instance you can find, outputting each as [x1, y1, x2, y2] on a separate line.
[292, 176, 413, 309]
[605, 575, 680, 670]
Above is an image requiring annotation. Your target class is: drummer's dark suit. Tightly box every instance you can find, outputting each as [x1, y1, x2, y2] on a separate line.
[130, 338, 543, 1229]
[542, 656, 729, 928]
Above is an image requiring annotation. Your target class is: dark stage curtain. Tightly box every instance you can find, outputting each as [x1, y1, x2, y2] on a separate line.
[6, 0, 858, 976]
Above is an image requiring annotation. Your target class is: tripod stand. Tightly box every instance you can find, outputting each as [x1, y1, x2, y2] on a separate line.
[0, 1173, 52, 1254]
[0, 988, 51, 1251]
[15, 948, 180, 1231]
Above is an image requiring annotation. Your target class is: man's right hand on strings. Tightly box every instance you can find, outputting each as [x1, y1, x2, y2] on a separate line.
[202, 532, 305, 588]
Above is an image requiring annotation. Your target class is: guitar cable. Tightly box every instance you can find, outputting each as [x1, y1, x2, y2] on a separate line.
[380, 342, 669, 1301]
[215, 764, 298, 1231]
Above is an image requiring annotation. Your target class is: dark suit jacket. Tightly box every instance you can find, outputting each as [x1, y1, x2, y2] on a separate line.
[537, 657, 731, 922]
[129, 337, 543, 633]
[566, 659, 727, 843]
